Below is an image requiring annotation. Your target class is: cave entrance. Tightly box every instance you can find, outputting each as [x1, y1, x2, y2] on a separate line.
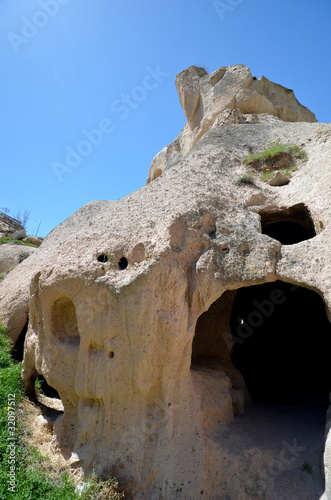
[191, 281, 330, 497]
[191, 281, 331, 409]
[230, 281, 331, 408]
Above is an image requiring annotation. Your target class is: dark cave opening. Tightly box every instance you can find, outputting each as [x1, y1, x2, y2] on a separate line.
[36, 373, 61, 400]
[230, 281, 331, 408]
[262, 220, 312, 245]
[259, 203, 316, 245]
[12, 320, 28, 362]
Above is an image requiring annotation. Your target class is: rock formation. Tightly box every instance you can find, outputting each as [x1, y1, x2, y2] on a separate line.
[0, 243, 37, 273]
[0, 65, 330, 499]
[0, 211, 26, 239]
[147, 64, 316, 184]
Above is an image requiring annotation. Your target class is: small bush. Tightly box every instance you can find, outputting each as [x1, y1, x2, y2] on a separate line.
[18, 252, 30, 263]
[234, 173, 254, 185]
[78, 475, 125, 499]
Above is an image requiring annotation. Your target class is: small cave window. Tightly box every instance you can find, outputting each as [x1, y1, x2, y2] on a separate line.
[97, 254, 108, 263]
[118, 257, 128, 270]
[259, 203, 316, 245]
[12, 319, 28, 362]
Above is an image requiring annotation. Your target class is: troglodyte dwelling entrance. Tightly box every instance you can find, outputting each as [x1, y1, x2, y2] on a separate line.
[230, 281, 331, 408]
[191, 281, 331, 493]
[192, 282, 331, 407]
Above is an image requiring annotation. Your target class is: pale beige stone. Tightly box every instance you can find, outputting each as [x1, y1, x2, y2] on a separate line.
[147, 64, 316, 183]
[0, 74, 329, 499]
[175, 66, 207, 125]
[235, 88, 277, 115]
[0, 243, 37, 273]
[268, 171, 291, 186]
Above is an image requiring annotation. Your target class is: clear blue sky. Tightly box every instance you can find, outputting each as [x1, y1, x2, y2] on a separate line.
[1, 0, 330, 237]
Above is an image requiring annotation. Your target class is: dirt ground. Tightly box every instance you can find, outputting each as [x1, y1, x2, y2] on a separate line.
[212, 400, 326, 499]
[21, 396, 327, 499]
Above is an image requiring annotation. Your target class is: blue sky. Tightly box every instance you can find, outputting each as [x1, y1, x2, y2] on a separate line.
[1, 0, 330, 237]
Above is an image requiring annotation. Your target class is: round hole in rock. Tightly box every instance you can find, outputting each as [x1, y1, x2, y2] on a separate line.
[118, 257, 128, 270]
[230, 281, 331, 408]
[36, 374, 61, 400]
[97, 254, 108, 263]
[109, 351, 114, 358]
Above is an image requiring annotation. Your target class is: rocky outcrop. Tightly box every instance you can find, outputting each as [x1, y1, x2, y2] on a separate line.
[22, 236, 43, 247]
[0, 211, 26, 239]
[0, 66, 330, 499]
[0, 243, 37, 273]
[147, 64, 316, 183]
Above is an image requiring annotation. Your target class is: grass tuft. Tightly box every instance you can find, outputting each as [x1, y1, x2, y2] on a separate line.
[244, 141, 307, 166]
[0, 237, 38, 248]
[234, 173, 254, 185]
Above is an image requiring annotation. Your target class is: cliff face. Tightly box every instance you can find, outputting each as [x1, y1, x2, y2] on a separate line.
[0, 66, 330, 499]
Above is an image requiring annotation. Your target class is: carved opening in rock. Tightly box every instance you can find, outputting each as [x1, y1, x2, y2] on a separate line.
[259, 203, 316, 244]
[230, 281, 331, 407]
[208, 228, 217, 240]
[36, 373, 61, 400]
[12, 319, 28, 361]
[118, 257, 128, 270]
[51, 297, 80, 347]
[191, 290, 250, 415]
[97, 254, 108, 263]
[33, 372, 64, 415]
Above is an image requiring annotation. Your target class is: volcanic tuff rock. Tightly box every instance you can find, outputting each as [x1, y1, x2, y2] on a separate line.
[0, 243, 36, 273]
[147, 64, 316, 184]
[0, 65, 330, 500]
[0, 211, 26, 239]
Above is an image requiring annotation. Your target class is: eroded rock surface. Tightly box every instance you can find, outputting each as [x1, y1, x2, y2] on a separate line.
[147, 64, 316, 183]
[0, 243, 37, 273]
[0, 65, 330, 500]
